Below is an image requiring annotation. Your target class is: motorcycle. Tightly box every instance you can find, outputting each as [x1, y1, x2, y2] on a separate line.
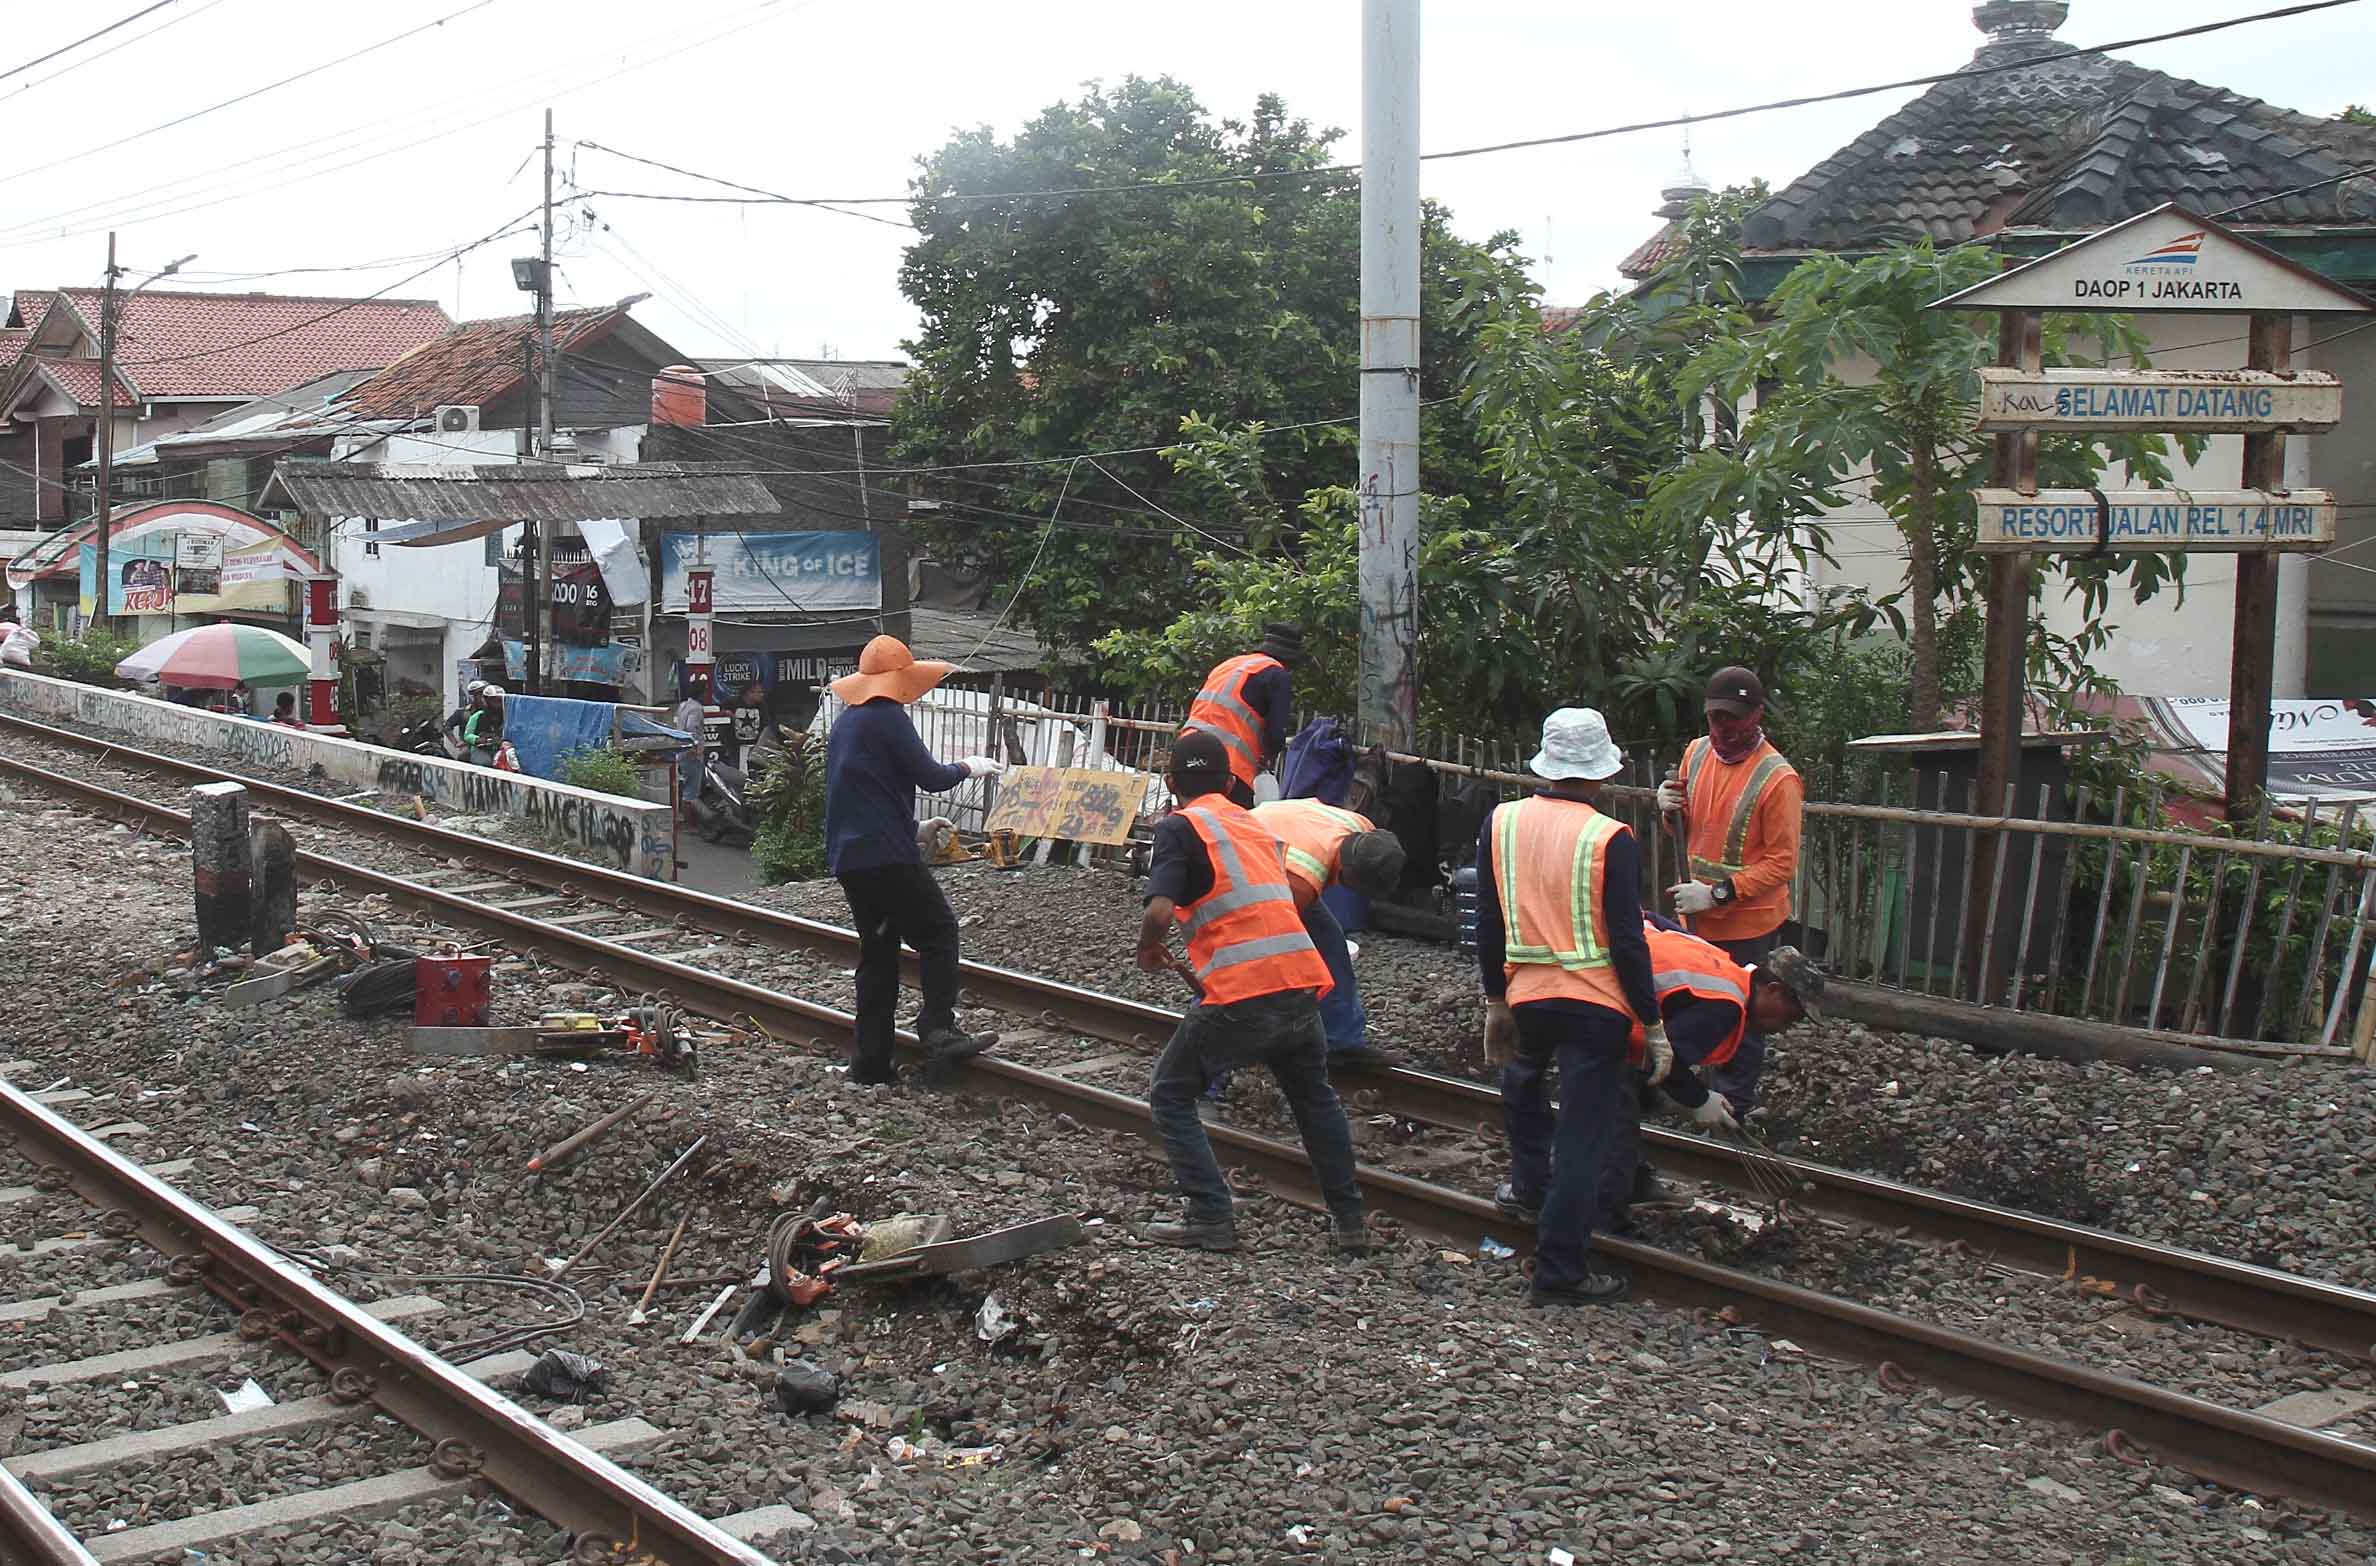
[397, 717, 458, 757]
[691, 754, 754, 843]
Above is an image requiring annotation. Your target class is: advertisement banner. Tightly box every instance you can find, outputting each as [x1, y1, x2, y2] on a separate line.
[660, 531, 880, 614]
[499, 638, 645, 687]
[174, 533, 223, 597]
[82, 538, 295, 617]
[2138, 697, 2376, 800]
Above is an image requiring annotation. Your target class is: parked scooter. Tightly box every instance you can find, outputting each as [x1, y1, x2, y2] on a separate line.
[397, 718, 455, 757]
[692, 754, 754, 843]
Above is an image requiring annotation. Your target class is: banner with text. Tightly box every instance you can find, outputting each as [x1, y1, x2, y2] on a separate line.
[2137, 697, 2376, 801]
[982, 765, 1150, 845]
[660, 531, 880, 615]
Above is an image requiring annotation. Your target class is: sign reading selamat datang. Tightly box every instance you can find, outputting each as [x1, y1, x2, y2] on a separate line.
[1976, 369, 2342, 433]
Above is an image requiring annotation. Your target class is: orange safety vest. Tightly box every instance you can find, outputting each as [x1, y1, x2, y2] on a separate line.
[1486, 795, 1634, 1012]
[1626, 922, 1753, 1070]
[1252, 799, 1374, 899]
[1174, 796, 1334, 1005]
[1186, 653, 1283, 789]
[1680, 735, 1798, 936]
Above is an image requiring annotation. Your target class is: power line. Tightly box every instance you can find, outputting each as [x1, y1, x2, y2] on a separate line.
[0, 0, 186, 86]
[2, 0, 229, 108]
[574, 142, 914, 231]
[2206, 161, 2376, 219]
[0, 2, 499, 195]
[566, 0, 2370, 214]
[115, 209, 539, 367]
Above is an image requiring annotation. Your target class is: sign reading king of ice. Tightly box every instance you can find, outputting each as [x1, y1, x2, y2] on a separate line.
[1974, 489, 2336, 553]
[1932, 204, 2376, 317]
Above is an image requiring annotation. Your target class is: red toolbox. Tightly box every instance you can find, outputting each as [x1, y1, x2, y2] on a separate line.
[414, 947, 492, 1027]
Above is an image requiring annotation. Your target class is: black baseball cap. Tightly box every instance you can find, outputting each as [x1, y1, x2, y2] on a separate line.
[1170, 729, 1233, 787]
[1705, 666, 1768, 718]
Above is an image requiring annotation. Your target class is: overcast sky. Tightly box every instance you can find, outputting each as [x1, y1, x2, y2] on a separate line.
[1, 0, 2366, 369]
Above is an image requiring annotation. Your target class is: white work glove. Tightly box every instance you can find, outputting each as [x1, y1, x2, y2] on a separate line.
[1691, 1093, 1739, 1131]
[1670, 880, 1717, 916]
[1641, 1022, 1674, 1086]
[1656, 778, 1686, 813]
[958, 756, 1005, 779]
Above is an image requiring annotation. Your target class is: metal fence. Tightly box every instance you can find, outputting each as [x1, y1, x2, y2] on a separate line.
[852, 684, 2376, 1059]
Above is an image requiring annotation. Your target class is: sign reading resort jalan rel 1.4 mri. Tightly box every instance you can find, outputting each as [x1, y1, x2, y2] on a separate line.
[1975, 488, 2337, 553]
[1977, 368, 2343, 433]
[1934, 203, 2376, 317]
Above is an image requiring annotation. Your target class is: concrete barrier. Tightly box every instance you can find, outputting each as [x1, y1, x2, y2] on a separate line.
[0, 670, 675, 881]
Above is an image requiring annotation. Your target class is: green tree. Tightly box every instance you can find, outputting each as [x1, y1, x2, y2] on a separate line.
[893, 77, 1525, 652]
[1659, 242, 2193, 729]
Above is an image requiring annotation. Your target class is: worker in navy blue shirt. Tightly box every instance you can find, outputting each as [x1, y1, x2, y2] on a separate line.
[825, 636, 1006, 1085]
[1472, 707, 1667, 1305]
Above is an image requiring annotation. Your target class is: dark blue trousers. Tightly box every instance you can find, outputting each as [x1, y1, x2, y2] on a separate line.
[1710, 929, 1779, 1110]
[1499, 1001, 1633, 1290]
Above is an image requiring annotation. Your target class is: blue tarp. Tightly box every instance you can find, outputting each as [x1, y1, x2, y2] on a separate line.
[503, 694, 617, 781]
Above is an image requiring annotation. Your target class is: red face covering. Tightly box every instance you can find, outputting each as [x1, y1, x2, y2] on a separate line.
[1708, 708, 1765, 764]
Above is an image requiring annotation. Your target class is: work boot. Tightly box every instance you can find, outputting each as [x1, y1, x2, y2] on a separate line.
[1141, 1211, 1239, 1252]
[1330, 1215, 1378, 1255]
[1494, 1182, 1542, 1223]
[846, 1058, 899, 1087]
[919, 1026, 999, 1063]
[1528, 1270, 1629, 1307]
[1632, 1167, 1691, 1212]
[1326, 1045, 1401, 1073]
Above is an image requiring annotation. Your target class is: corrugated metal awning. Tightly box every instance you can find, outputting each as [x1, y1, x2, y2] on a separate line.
[260, 460, 779, 522]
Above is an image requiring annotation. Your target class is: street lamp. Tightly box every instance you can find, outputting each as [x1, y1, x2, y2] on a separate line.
[90, 242, 196, 634]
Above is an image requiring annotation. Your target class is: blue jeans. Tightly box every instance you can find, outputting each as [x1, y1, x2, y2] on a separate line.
[1710, 929, 1779, 1111]
[1500, 1002, 1633, 1290]
[1305, 897, 1367, 1051]
[1150, 990, 1365, 1227]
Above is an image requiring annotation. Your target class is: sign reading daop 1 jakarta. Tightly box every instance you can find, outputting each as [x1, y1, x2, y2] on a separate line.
[1978, 368, 2342, 433]
[1975, 488, 2335, 553]
[1932, 204, 2376, 317]
[659, 531, 880, 614]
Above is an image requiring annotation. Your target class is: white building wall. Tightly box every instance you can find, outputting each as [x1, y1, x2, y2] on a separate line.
[1805, 312, 2356, 699]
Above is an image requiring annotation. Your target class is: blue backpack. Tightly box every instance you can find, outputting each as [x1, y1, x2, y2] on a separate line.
[1278, 717, 1354, 804]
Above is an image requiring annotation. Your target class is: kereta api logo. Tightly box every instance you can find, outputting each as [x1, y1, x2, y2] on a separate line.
[2127, 231, 2205, 270]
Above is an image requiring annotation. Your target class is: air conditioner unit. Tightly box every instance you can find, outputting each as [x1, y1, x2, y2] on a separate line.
[434, 404, 481, 434]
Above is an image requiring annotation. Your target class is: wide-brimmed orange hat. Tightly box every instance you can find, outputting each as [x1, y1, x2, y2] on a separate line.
[830, 634, 954, 705]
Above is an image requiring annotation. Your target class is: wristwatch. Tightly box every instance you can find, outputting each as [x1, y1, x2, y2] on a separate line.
[1712, 879, 1738, 906]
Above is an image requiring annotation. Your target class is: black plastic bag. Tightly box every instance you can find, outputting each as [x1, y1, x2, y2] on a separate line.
[523, 1349, 607, 1402]
[773, 1357, 839, 1416]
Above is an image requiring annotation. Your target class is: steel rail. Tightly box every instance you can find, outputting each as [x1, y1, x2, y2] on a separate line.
[9, 752, 2376, 1521]
[0, 1081, 772, 1566]
[4, 721, 2374, 1359]
[0, 1463, 102, 1566]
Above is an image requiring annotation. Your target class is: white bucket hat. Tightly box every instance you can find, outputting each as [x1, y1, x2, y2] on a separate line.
[1529, 706, 1624, 781]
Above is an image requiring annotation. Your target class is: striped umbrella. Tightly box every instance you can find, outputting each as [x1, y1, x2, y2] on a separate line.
[114, 623, 311, 690]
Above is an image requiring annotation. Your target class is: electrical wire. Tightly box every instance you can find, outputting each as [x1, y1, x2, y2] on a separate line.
[0, 2, 499, 195]
[564, 0, 2371, 213]
[0, 0, 187, 86]
[2206, 161, 2376, 219]
[953, 458, 1076, 670]
[575, 141, 915, 231]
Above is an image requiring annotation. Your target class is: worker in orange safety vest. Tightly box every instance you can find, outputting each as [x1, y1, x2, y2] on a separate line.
[1598, 914, 1826, 1231]
[1250, 797, 1406, 1067]
[1184, 623, 1301, 806]
[1658, 664, 1804, 1110]
[1133, 729, 1374, 1257]
[1474, 707, 1668, 1307]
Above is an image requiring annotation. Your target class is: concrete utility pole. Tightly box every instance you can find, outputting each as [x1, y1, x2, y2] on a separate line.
[91, 232, 121, 635]
[1358, 0, 1421, 748]
[531, 106, 560, 695]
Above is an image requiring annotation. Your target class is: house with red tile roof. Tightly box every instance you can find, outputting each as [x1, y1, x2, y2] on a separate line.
[0, 286, 450, 530]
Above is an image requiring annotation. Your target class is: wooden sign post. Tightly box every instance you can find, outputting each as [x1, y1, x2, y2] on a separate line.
[1931, 203, 2372, 1001]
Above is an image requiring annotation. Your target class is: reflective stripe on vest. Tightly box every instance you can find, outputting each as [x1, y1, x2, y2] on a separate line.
[1186, 653, 1281, 787]
[1176, 800, 1332, 1004]
[1683, 737, 1793, 881]
[1254, 799, 1372, 894]
[1628, 922, 1753, 1068]
[1491, 796, 1621, 972]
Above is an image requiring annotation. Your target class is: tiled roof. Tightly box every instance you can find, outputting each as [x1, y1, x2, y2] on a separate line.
[342, 305, 627, 421]
[31, 358, 134, 410]
[6, 291, 52, 332]
[45, 287, 450, 401]
[1617, 224, 1689, 281]
[1740, 23, 2376, 256]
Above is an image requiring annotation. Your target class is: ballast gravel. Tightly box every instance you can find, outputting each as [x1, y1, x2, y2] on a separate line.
[0, 760, 2373, 1561]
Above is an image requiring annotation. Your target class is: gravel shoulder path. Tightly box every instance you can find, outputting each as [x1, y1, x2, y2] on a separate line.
[0, 771, 2372, 1561]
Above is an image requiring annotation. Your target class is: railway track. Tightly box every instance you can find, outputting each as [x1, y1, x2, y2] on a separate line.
[0, 1079, 798, 1565]
[4, 714, 2376, 1521]
[6, 708, 2373, 1359]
